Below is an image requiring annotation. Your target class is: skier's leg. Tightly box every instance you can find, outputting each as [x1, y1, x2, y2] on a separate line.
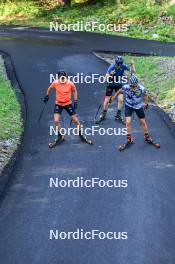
[103, 96, 111, 111]
[140, 118, 160, 147]
[126, 116, 133, 143]
[54, 105, 65, 140]
[139, 118, 150, 138]
[49, 116, 64, 148]
[115, 93, 125, 123]
[117, 93, 124, 114]
[49, 105, 64, 148]
[125, 105, 134, 142]
[118, 116, 133, 151]
[100, 96, 110, 119]
[98, 85, 113, 122]
[135, 107, 151, 140]
[95, 85, 114, 124]
[66, 104, 91, 143]
[71, 114, 92, 144]
[118, 105, 134, 151]
[54, 113, 61, 136]
[65, 104, 86, 140]
[135, 108, 160, 148]
[71, 114, 81, 129]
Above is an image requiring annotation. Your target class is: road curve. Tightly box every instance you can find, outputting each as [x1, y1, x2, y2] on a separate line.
[0, 26, 175, 264]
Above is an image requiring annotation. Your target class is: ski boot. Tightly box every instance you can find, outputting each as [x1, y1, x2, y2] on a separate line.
[79, 130, 93, 145]
[95, 110, 107, 124]
[144, 133, 160, 149]
[49, 133, 65, 148]
[118, 134, 134, 151]
[115, 111, 125, 125]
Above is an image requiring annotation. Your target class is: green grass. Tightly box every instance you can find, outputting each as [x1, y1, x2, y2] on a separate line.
[124, 55, 175, 105]
[101, 52, 175, 108]
[0, 1, 174, 41]
[0, 59, 23, 141]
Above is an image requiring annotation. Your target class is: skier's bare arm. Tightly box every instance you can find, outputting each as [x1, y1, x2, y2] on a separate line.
[46, 84, 54, 95]
[110, 89, 123, 103]
[43, 84, 55, 103]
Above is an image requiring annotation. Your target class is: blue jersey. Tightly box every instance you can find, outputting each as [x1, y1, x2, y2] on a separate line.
[107, 63, 130, 87]
[122, 84, 147, 109]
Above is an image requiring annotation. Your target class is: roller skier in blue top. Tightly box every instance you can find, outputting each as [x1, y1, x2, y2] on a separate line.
[96, 55, 135, 124]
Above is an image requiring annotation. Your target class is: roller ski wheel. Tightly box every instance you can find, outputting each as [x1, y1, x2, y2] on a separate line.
[48, 136, 65, 148]
[118, 140, 133, 151]
[145, 138, 160, 149]
[79, 132, 93, 145]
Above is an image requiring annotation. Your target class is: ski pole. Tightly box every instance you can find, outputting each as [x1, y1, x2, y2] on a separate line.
[129, 59, 136, 122]
[94, 92, 106, 121]
[70, 118, 72, 127]
[38, 103, 47, 123]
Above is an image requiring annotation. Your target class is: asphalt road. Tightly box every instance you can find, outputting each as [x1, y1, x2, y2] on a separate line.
[0, 26, 175, 264]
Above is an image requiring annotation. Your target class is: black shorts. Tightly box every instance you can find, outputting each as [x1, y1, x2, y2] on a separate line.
[125, 104, 145, 119]
[106, 84, 122, 97]
[54, 104, 76, 116]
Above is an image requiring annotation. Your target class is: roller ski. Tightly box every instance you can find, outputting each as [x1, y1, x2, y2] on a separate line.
[95, 110, 107, 124]
[144, 134, 160, 149]
[79, 130, 93, 145]
[49, 134, 65, 148]
[118, 135, 133, 151]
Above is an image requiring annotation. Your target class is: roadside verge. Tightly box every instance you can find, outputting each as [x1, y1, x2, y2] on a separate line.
[0, 51, 27, 198]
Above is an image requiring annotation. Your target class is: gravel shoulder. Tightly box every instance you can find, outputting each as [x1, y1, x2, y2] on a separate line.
[0, 55, 23, 175]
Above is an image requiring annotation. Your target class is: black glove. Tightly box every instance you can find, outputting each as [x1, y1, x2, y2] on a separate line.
[44, 95, 49, 104]
[74, 101, 78, 110]
[144, 103, 149, 111]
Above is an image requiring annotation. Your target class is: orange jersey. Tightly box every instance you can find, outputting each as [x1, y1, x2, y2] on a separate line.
[51, 80, 76, 106]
